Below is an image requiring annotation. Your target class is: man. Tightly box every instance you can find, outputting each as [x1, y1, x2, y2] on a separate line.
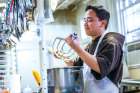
[65, 5, 125, 93]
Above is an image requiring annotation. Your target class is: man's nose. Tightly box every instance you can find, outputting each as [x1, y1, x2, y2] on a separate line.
[84, 21, 88, 26]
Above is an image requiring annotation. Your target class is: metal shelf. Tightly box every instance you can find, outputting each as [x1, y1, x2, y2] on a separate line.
[0, 50, 9, 89]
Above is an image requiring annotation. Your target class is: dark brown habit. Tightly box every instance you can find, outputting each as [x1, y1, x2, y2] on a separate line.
[74, 32, 125, 86]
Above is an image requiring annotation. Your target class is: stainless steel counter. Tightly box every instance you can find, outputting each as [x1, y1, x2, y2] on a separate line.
[121, 79, 140, 86]
[120, 79, 140, 93]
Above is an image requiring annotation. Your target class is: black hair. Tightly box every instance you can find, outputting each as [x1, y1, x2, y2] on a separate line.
[85, 5, 110, 29]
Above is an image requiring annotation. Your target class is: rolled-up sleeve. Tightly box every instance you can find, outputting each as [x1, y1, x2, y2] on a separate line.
[91, 43, 122, 80]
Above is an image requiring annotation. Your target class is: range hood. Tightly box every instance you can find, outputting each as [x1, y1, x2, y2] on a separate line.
[50, 0, 81, 11]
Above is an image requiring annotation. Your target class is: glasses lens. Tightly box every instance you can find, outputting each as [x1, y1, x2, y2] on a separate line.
[83, 17, 93, 22]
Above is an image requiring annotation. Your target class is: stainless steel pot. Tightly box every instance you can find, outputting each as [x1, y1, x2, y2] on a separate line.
[47, 66, 84, 93]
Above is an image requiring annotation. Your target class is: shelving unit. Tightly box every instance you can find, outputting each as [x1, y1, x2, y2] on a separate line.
[0, 50, 10, 89]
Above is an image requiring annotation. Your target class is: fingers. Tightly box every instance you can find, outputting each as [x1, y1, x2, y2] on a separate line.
[65, 35, 72, 45]
[64, 60, 74, 66]
[65, 33, 78, 43]
[65, 33, 79, 49]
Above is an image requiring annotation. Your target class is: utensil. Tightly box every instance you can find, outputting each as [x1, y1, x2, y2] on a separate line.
[52, 33, 78, 61]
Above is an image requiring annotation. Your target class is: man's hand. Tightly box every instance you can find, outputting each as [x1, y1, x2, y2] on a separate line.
[65, 34, 81, 52]
[64, 59, 74, 66]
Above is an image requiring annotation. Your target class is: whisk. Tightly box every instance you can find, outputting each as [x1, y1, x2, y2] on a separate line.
[52, 33, 78, 61]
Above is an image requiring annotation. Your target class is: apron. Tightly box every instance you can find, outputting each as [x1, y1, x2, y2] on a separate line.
[83, 32, 119, 93]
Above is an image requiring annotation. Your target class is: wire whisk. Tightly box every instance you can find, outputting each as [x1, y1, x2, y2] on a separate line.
[52, 33, 78, 61]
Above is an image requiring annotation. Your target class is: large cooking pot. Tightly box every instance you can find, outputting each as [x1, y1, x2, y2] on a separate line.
[47, 66, 84, 93]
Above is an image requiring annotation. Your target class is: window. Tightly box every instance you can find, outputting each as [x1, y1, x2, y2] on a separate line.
[119, 0, 140, 43]
[124, 3, 140, 32]
[118, 0, 140, 65]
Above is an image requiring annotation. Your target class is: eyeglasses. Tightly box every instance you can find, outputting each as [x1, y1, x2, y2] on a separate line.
[83, 17, 100, 23]
[83, 17, 94, 22]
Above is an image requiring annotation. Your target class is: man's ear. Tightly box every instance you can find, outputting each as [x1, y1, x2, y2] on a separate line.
[101, 20, 107, 29]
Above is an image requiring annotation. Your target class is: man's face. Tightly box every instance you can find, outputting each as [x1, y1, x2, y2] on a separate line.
[84, 9, 103, 37]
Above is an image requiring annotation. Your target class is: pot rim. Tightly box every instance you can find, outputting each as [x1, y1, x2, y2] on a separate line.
[47, 66, 83, 70]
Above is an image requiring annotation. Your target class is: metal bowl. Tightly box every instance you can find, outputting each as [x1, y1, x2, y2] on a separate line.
[47, 66, 84, 93]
